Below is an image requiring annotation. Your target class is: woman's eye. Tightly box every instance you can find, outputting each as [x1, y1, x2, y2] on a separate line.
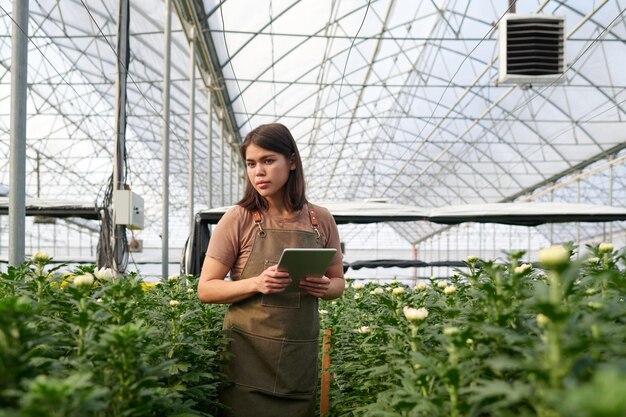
[246, 162, 255, 168]
[264, 159, 274, 164]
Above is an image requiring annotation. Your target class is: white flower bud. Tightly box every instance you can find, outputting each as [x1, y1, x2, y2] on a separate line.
[587, 301, 603, 310]
[319, 309, 328, 315]
[357, 326, 371, 334]
[437, 281, 448, 289]
[587, 257, 600, 264]
[443, 285, 457, 295]
[169, 300, 180, 307]
[403, 306, 428, 322]
[167, 275, 180, 282]
[392, 287, 405, 295]
[351, 282, 365, 290]
[466, 255, 478, 263]
[94, 267, 115, 281]
[96, 298, 103, 304]
[415, 282, 428, 291]
[536, 313, 549, 328]
[73, 273, 94, 287]
[598, 243, 614, 254]
[32, 251, 50, 262]
[538, 245, 570, 268]
[373, 287, 384, 295]
[443, 327, 460, 336]
[514, 264, 532, 274]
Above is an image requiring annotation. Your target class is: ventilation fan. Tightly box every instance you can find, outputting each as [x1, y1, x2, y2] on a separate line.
[499, 14, 565, 85]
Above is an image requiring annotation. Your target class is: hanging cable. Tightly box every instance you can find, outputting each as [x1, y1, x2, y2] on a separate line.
[330, 0, 371, 146]
[219, 1, 252, 131]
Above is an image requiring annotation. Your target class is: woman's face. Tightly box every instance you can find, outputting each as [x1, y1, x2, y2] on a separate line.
[245, 143, 295, 202]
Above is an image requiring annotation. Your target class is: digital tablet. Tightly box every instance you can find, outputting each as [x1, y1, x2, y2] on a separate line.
[277, 248, 337, 291]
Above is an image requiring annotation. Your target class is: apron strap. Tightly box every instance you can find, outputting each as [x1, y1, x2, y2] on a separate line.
[308, 209, 321, 241]
[252, 211, 266, 237]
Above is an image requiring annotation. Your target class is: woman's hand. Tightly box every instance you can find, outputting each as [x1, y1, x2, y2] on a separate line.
[256, 265, 292, 294]
[299, 275, 331, 298]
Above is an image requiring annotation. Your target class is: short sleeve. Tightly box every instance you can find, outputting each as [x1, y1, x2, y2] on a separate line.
[314, 205, 344, 273]
[205, 206, 241, 269]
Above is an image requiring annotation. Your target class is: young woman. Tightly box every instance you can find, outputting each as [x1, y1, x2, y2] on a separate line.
[198, 123, 345, 417]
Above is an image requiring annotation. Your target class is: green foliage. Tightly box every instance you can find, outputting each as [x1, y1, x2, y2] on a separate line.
[321, 245, 626, 417]
[0, 261, 226, 417]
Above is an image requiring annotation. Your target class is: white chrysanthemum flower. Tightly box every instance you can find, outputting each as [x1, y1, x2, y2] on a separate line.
[96, 298, 103, 304]
[466, 255, 478, 263]
[373, 287, 384, 295]
[167, 275, 180, 282]
[466, 338, 474, 346]
[169, 300, 180, 307]
[94, 267, 115, 281]
[415, 282, 428, 291]
[598, 242, 614, 254]
[186, 288, 194, 294]
[443, 327, 460, 336]
[319, 309, 329, 315]
[437, 280, 448, 289]
[514, 264, 532, 274]
[443, 285, 457, 295]
[73, 273, 94, 287]
[538, 245, 570, 268]
[32, 251, 50, 262]
[536, 313, 549, 328]
[351, 282, 365, 290]
[357, 326, 371, 334]
[392, 287, 405, 295]
[587, 257, 600, 264]
[403, 306, 428, 322]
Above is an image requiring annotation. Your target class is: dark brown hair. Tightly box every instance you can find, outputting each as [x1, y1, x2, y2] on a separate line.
[237, 123, 306, 212]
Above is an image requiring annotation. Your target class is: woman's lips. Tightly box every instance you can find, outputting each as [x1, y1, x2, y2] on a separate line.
[256, 181, 269, 189]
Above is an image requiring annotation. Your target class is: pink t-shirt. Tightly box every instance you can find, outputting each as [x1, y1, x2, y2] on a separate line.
[206, 204, 343, 280]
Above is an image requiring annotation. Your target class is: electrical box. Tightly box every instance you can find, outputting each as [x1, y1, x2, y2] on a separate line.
[114, 190, 144, 230]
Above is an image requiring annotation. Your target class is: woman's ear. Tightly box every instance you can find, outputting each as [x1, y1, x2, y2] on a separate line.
[289, 153, 296, 170]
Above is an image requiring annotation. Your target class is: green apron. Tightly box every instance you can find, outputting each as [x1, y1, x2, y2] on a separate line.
[220, 208, 324, 417]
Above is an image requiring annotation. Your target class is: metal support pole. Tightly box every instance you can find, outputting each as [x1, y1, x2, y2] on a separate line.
[230, 145, 234, 204]
[207, 90, 213, 208]
[220, 118, 225, 206]
[576, 175, 581, 251]
[161, 0, 172, 280]
[528, 226, 531, 263]
[112, 0, 129, 273]
[609, 157, 613, 241]
[549, 187, 554, 244]
[478, 223, 483, 258]
[188, 27, 196, 235]
[9, 0, 29, 266]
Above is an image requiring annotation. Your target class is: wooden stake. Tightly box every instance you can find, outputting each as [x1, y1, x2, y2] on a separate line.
[320, 329, 332, 416]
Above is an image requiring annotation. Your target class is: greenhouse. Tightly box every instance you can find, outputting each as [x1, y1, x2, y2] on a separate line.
[1, 0, 625, 416]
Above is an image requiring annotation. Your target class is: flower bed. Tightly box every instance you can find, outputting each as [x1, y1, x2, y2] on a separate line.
[2, 243, 625, 416]
[320, 244, 626, 417]
[0, 257, 226, 416]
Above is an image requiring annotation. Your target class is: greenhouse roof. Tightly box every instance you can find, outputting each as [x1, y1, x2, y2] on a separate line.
[1, 0, 625, 263]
